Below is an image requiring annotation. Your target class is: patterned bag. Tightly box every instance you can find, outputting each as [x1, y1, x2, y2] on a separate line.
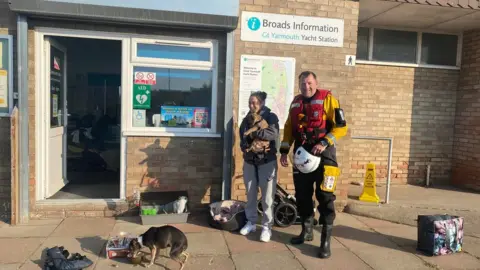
[417, 215, 464, 256]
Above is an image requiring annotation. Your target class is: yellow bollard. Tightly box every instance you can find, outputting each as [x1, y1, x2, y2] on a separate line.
[359, 163, 380, 203]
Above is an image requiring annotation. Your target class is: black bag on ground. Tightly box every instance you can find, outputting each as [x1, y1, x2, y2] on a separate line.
[417, 214, 464, 256]
[43, 246, 93, 270]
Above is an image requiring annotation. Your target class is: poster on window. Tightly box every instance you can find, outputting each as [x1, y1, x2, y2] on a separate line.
[134, 71, 156, 85]
[52, 94, 58, 117]
[160, 106, 210, 128]
[0, 70, 7, 108]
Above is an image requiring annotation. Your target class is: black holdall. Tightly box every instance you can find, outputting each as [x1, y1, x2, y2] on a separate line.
[417, 214, 464, 256]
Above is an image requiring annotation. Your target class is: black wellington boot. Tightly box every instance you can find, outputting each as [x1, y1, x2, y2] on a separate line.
[318, 224, 333, 258]
[290, 216, 314, 245]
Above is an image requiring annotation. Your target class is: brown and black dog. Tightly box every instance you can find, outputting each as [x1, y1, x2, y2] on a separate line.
[129, 225, 189, 269]
[243, 112, 271, 153]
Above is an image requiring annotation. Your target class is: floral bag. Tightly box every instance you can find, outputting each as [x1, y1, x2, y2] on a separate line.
[417, 214, 464, 256]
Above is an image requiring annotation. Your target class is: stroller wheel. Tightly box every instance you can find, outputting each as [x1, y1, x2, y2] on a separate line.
[257, 200, 263, 216]
[274, 203, 298, 228]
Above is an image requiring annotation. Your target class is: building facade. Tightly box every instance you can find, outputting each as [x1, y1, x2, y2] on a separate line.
[0, 0, 479, 223]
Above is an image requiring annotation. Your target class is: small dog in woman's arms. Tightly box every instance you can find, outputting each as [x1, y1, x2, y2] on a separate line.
[243, 112, 270, 153]
[128, 225, 189, 269]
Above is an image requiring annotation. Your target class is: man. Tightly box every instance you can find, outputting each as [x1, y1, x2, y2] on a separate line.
[280, 71, 348, 259]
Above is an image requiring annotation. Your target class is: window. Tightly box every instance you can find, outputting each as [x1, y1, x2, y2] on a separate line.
[372, 29, 417, 64]
[137, 43, 211, 62]
[356, 27, 369, 61]
[421, 33, 458, 66]
[128, 37, 218, 136]
[356, 27, 460, 68]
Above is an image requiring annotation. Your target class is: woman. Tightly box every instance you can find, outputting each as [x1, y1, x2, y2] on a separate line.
[239, 91, 279, 242]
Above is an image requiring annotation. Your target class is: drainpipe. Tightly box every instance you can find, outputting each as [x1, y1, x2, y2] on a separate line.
[17, 15, 29, 224]
[221, 31, 234, 200]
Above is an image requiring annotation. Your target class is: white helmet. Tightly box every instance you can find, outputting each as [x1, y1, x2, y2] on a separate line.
[293, 146, 321, 174]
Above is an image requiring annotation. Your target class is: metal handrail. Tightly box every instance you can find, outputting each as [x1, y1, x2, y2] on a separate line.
[351, 136, 394, 204]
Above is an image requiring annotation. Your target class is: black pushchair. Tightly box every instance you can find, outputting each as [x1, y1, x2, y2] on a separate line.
[257, 183, 318, 228]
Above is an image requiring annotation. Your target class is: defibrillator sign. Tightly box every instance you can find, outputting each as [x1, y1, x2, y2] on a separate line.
[359, 163, 380, 203]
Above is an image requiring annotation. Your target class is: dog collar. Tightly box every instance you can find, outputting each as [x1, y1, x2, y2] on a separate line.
[137, 236, 143, 247]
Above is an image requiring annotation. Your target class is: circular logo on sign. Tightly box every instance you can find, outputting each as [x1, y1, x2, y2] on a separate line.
[247, 17, 261, 31]
[136, 73, 144, 79]
[147, 73, 154, 80]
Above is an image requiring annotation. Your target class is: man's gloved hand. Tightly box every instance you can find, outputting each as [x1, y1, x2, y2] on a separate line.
[312, 140, 328, 155]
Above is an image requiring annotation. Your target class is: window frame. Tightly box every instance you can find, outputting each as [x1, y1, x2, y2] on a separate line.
[125, 35, 219, 137]
[356, 26, 462, 70]
[0, 34, 14, 117]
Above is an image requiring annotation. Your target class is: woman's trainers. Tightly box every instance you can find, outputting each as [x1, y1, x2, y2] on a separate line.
[240, 221, 256, 236]
[260, 227, 272, 242]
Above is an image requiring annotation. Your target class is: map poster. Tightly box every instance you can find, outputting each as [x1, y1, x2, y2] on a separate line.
[238, 55, 296, 128]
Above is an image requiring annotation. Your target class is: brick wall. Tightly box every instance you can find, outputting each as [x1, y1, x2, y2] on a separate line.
[27, 18, 227, 218]
[352, 65, 458, 186]
[231, 0, 359, 210]
[452, 30, 480, 191]
[0, 0, 16, 222]
[126, 137, 224, 211]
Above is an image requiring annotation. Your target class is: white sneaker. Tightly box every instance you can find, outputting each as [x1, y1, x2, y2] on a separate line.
[260, 227, 272, 242]
[240, 221, 256, 236]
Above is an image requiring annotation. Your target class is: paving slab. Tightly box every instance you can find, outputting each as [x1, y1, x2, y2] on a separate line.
[370, 224, 418, 247]
[18, 219, 64, 227]
[95, 257, 156, 269]
[1, 263, 24, 270]
[223, 230, 289, 254]
[19, 261, 44, 270]
[0, 238, 45, 264]
[184, 232, 229, 256]
[420, 253, 480, 270]
[153, 255, 235, 270]
[335, 212, 371, 229]
[232, 251, 304, 270]
[355, 215, 408, 228]
[51, 218, 115, 237]
[402, 245, 480, 270]
[463, 236, 480, 259]
[291, 248, 374, 270]
[352, 246, 434, 270]
[95, 254, 235, 270]
[27, 236, 107, 269]
[0, 225, 57, 238]
[333, 224, 400, 250]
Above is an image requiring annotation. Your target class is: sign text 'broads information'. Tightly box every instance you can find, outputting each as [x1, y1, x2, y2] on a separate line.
[241, 11, 344, 47]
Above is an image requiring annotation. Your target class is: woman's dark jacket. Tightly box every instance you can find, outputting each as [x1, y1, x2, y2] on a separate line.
[239, 106, 279, 165]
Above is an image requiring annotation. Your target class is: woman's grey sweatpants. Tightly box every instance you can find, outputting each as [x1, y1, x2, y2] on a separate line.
[243, 160, 278, 228]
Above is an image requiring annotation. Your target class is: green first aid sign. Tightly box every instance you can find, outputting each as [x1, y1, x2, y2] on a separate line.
[133, 84, 151, 109]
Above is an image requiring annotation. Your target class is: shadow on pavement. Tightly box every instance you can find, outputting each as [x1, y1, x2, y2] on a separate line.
[333, 225, 416, 248]
[228, 223, 416, 258]
[76, 236, 107, 256]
